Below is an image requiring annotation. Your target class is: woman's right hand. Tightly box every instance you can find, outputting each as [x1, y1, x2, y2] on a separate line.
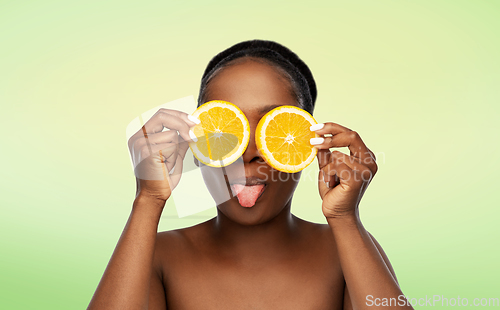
[128, 108, 199, 203]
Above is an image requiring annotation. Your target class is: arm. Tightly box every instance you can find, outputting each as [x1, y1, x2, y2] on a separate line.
[342, 232, 399, 310]
[310, 123, 413, 310]
[149, 236, 168, 309]
[368, 232, 398, 285]
[87, 195, 166, 310]
[343, 233, 398, 310]
[333, 218, 407, 309]
[88, 108, 197, 309]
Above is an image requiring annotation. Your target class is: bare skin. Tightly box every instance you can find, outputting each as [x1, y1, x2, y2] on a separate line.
[88, 58, 413, 309]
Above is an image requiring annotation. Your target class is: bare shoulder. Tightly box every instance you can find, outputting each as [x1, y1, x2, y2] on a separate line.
[293, 215, 334, 238]
[292, 215, 337, 253]
[292, 216, 343, 286]
[156, 218, 214, 244]
[154, 218, 215, 265]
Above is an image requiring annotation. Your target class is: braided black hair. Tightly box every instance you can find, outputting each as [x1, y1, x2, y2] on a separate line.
[197, 39, 317, 115]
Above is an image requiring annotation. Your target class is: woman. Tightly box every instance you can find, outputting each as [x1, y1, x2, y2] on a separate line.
[88, 40, 413, 309]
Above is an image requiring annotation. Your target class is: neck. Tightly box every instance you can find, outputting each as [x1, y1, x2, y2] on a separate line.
[211, 200, 300, 259]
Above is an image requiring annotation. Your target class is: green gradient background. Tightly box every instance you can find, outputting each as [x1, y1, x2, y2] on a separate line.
[1, 0, 499, 309]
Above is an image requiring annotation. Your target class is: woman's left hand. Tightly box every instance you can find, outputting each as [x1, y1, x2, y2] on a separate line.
[310, 123, 378, 219]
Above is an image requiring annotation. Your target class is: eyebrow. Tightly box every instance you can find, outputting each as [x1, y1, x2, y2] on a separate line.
[257, 104, 282, 116]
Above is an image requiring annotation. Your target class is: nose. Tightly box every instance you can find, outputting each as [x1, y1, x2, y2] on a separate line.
[242, 122, 264, 164]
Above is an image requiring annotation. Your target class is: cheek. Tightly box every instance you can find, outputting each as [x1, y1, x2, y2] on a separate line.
[269, 170, 302, 185]
[200, 166, 232, 205]
[266, 171, 301, 200]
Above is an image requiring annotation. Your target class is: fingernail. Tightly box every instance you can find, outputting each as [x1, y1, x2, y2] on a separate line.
[189, 130, 198, 142]
[188, 115, 201, 124]
[309, 123, 324, 131]
[310, 137, 324, 145]
[169, 162, 177, 175]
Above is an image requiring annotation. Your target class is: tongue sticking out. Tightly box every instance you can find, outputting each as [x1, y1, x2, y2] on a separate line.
[231, 184, 266, 208]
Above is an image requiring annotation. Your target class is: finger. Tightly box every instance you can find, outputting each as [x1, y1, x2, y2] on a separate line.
[316, 149, 331, 170]
[165, 136, 189, 176]
[130, 131, 178, 166]
[156, 144, 178, 190]
[131, 109, 196, 144]
[168, 152, 185, 183]
[322, 159, 359, 190]
[146, 130, 179, 145]
[137, 142, 177, 165]
[310, 122, 352, 135]
[332, 151, 374, 199]
[317, 149, 342, 190]
[163, 137, 192, 189]
[322, 158, 353, 181]
[158, 136, 191, 174]
[157, 108, 200, 127]
[318, 169, 330, 197]
[150, 110, 195, 143]
[134, 143, 177, 187]
[131, 130, 179, 154]
[328, 151, 376, 185]
[331, 150, 377, 177]
[176, 135, 190, 160]
[153, 143, 178, 168]
[157, 148, 173, 183]
[310, 126, 373, 163]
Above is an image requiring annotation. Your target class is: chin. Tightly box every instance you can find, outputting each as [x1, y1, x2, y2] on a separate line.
[216, 199, 283, 226]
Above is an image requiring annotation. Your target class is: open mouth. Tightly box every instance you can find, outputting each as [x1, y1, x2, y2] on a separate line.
[231, 178, 267, 208]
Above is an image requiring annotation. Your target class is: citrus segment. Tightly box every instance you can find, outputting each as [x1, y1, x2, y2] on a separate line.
[256, 106, 319, 173]
[189, 100, 250, 167]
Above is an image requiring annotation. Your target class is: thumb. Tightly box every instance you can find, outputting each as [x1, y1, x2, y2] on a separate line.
[167, 154, 183, 189]
[317, 149, 331, 169]
[318, 169, 330, 198]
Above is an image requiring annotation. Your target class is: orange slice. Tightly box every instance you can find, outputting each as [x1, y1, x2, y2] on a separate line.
[256, 106, 319, 173]
[189, 100, 250, 167]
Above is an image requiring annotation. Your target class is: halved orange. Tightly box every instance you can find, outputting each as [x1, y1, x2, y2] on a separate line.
[189, 100, 250, 167]
[256, 106, 319, 173]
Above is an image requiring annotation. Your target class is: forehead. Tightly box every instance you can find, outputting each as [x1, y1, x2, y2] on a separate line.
[205, 59, 298, 118]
